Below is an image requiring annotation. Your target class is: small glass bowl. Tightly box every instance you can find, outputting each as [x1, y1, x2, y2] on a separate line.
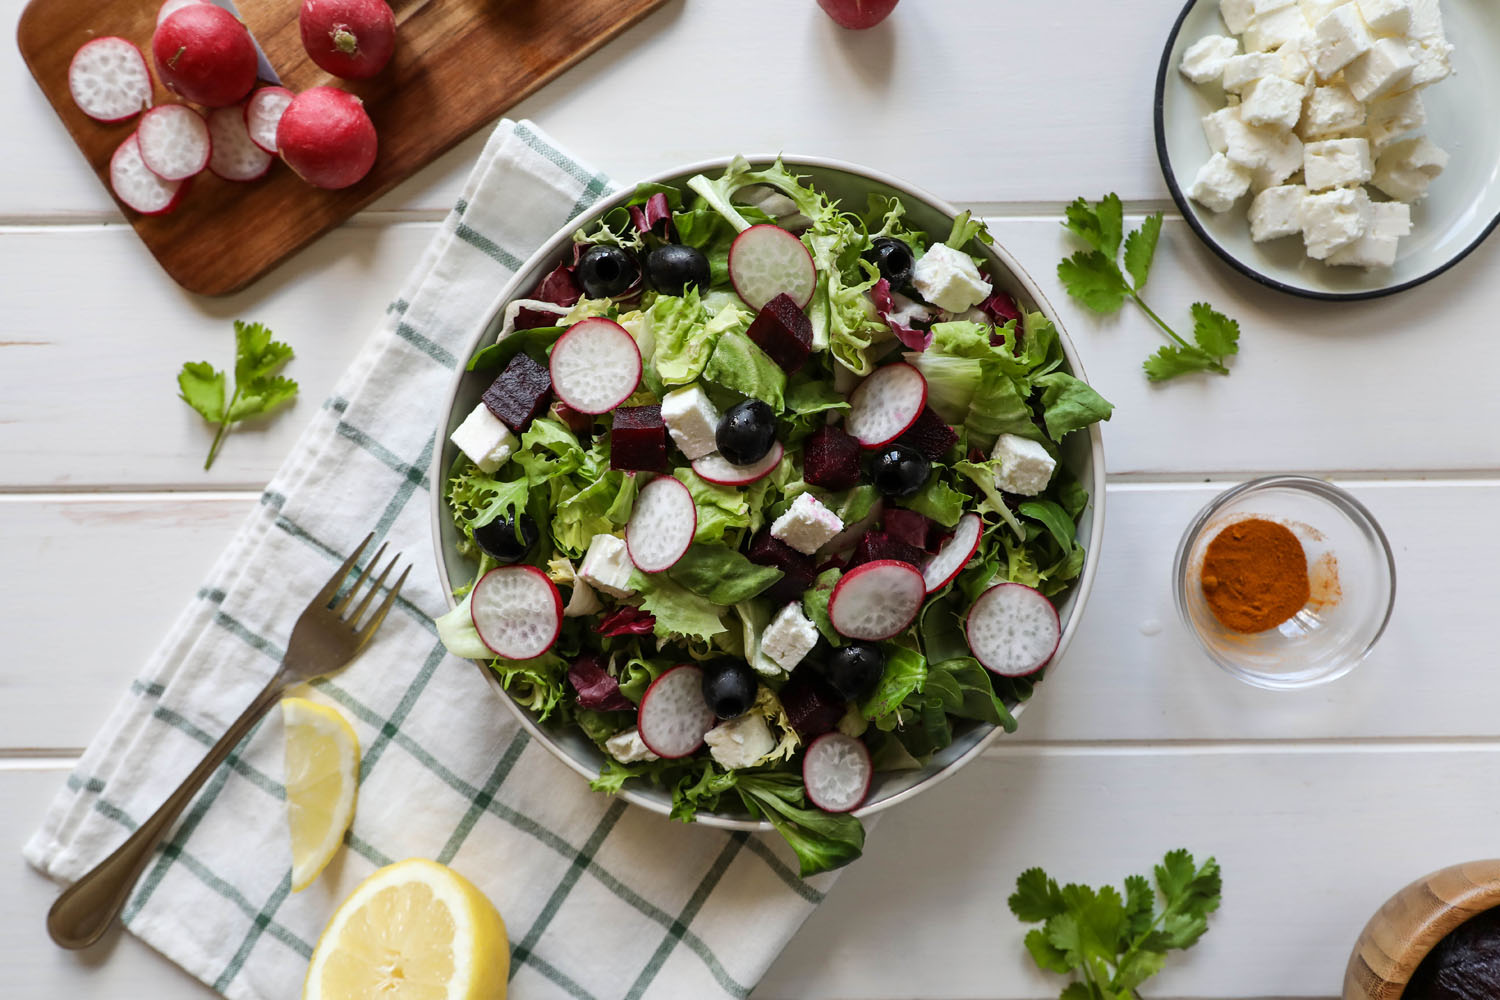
[1173, 476, 1396, 690]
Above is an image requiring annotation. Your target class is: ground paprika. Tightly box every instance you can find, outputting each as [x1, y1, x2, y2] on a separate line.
[1200, 517, 1310, 633]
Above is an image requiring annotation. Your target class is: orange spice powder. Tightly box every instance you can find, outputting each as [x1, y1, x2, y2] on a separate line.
[1200, 518, 1311, 633]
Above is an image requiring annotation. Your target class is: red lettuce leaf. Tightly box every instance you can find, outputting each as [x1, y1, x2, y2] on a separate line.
[567, 655, 635, 712]
[628, 192, 674, 239]
[872, 278, 934, 351]
[595, 606, 657, 637]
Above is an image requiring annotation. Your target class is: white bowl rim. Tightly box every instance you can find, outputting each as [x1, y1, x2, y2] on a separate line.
[429, 153, 1108, 831]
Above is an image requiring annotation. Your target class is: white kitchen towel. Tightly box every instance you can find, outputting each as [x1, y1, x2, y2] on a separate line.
[25, 119, 841, 1000]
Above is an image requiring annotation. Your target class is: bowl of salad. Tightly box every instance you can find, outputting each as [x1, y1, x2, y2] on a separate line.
[430, 155, 1111, 876]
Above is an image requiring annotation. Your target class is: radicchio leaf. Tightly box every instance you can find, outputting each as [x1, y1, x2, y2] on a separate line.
[628, 192, 674, 239]
[981, 291, 1024, 349]
[567, 655, 635, 712]
[595, 606, 657, 637]
[871, 278, 935, 351]
[530, 262, 582, 308]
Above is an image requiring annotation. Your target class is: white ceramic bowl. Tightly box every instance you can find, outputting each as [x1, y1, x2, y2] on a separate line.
[1155, 0, 1500, 299]
[431, 156, 1107, 831]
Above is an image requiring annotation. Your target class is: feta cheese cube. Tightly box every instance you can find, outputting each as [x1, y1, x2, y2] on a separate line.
[1241, 75, 1306, 130]
[1366, 90, 1426, 150]
[1304, 137, 1374, 190]
[1404, 0, 1453, 88]
[1309, 3, 1374, 79]
[1276, 36, 1316, 89]
[1356, 0, 1411, 34]
[1180, 35, 1241, 84]
[1371, 136, 1448, 201]
[1188, 153, 1254, 214]
[704, 713, 775, 770]
[605, 727, 659, 764]
[1251, 131, 1305, 191]
[578, 534, 635, 599]
[1249, 184, 1309, 241]
[1300, 84, 1366, 138]
[1300, 186, 1373, 258]
[911, 243, 992, 314]
[564, 576, 602, 617]
[1244, 4, 1310, 51]
[1299, 0, 1346, 22]
[771, 492, 844, 555]
[1328, 201, 1412, 267]
[1345, 36, 1416, 101]
[450, 403, 518, 474]
[1222, 52, 1283, 92]
[1254, 0, 1296, 12]
[659, 384, 721, 460]
[1202, 106, 1240, 154]
[990, 433, 1057, 496]
[1221, 0, 1255, 34]
[760, 603, 820, 671]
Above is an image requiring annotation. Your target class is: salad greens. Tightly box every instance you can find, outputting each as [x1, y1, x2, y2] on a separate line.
[177, 320, 298, 470]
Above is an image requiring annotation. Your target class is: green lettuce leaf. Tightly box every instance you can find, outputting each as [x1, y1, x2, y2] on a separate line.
[673, 469, 751, 543]
[703, 330, 787, 410]
[898, 475, 967, 528]
[634, 573, 726, 645]
[861, 644, 927, 721]
[735, 773, 865, 877]
[668, 544, 782, 604]
[1034, 371, 1114, 439]
[648, 289, 714, 386]
[924, 657, 1017, 732]
[802, 567, 843, 646]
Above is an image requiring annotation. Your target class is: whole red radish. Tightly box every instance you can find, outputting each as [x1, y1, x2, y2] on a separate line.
[152, 3, 257, 107]
[299, 0, 396, 79]
[817, 0, 899, 29]
[276, 86, 377, 189]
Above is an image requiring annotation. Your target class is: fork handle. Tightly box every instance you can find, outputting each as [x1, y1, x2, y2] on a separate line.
[46, 679, 285, 950]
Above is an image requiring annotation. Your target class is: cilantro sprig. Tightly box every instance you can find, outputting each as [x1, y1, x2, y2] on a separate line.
[1058, 194, 1240, 382]
[177, 321, 299, 470]
[1010, 849, 1222, 999]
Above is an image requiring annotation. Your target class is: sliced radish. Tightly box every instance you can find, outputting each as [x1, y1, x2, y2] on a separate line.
[803, 732, 872, 813]
[846, 363, 928, 448]
[828, 559, 924, 640]
[626, 476, 696, 573]
[548, 318, 642, 414]
[244, 87, 294, 154]
[691, 441, 784, 486]
[966, 582, 1061, 678]
[729, 224, 816, 311]
[470, 565, 562, 660]
[136, 105, 211, 181]
[68, 37, 152, 123]
[156, 0, 205, 26]
[109, 134, 189, 215]
[923, 513, 983, 593]
[207, 105, 273, 181]
[637, 665, 716, 759]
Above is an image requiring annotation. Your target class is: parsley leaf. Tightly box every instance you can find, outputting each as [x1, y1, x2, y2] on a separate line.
[177, 320, 299, 470]
[1058, 194, 1242, 382]
[1009, 850, 1223, 999]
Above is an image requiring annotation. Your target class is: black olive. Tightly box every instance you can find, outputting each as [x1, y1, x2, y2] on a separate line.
[701, 659, 758, 719]
[825, 643, 885, 701]
[645, 244, 711, 296]
[715, 399, 777, 466]
[867, 237, 915, 289]
[473, 511, 539, 564]
[870, 443, 931, 499]
[576, 245, 640, 299]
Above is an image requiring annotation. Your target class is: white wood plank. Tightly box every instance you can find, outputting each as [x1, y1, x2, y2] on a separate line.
[1, 480, 1493, 750]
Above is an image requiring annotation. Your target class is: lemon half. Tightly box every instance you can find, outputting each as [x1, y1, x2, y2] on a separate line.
[282, 697, 360, 892]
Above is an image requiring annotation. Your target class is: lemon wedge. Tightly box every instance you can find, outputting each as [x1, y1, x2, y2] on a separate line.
[302, 858, 509, 1000]
[281, 697, 360, 892]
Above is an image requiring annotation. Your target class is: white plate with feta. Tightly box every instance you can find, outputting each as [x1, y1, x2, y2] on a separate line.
[1156, 0, 1500, 298]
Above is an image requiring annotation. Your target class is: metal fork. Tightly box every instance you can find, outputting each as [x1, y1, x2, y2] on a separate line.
[47, 533, 410, 950]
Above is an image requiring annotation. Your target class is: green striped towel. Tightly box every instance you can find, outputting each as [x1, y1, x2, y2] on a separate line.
[25, 120, 841, 1000]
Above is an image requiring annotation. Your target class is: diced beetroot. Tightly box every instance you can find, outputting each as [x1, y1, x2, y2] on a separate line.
[779, 665, 847, 740]
[552, 400, 594, 436]
[746, 293, 813, 372]
[596, 607, 656, 637]
[482, 353, 552, 433]
[848, 531, 925, 571]
[896, 405, 959, 461]
[610, 404, 667, 472]
[530, 262, 582, 308]
[747, 529, 818, 605]
[883, 508, 934, 552]
[628, 192, 674, 239]
[803, 425, 862, 490]
[767, 561, 817, 605]
[567, 655, 635, 712]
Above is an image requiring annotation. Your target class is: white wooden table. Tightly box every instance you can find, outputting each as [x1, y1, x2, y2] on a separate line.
[7, 1, 1500, 997]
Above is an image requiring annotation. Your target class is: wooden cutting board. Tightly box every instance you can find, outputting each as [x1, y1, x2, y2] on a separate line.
[17, 0, 668, 295]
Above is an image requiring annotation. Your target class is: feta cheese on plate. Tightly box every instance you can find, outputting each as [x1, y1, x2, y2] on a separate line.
[1404, 0, 1454, 88]
[578, 534, 635, 599]
[1309, 3, 1375, 79]
[1188, 152, 1254, 214]
[659, 384, 721, 460]
[1299, 0, 1346, 23]
[1300, 84, 1366, 138]
[1345, 36, 1416, 101]
[605, 727, 659, 764]
[1244, 4, 1310, 51]
[1221, 0, 1255, 34]
[1249, 184, 1309, 241]
[1366, 90, 1426, 150]
[1371, 135, 1448, 201]
[911, 243, 992, 314]
[760, 603, 820, 671]
[1251, 130, 1305, 191]
[1254, 0, 1296, 12]
[990, 433, 1057, 496]
[1181, 35, 1241, 84]
[704, 713, 776, 770]
[771, 492, 844, 555]
[564, 575, 602, 617]
[1304, 137, 1374, 190]
[1241, 75, 1306, 129]
[1328, 201, 1412, 268]
[1356, 0, 1411, 35]
[1275, 36, 1316, 90]
[1300, 186, 1373, 258]
[1222, 51, 1283, 92]
[450, 403, 518, 474]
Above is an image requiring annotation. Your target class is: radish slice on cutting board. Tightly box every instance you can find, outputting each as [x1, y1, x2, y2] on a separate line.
[803, 732, 871, 812]
[729, 224, 815, 310]
[846, 362, 927, 448]
[637, 665, 716, 759]
[923, 513, 982, 593]
[827, 559, 924, 640]
[110, 133, 189, 215]
[691, 441, 783, 486]
[137, 105, 211, 180]
[68, 37, 152, 123]
[626, 475, 696, 573]
[470, 565, 562, 660]
[207, 105, 273, 181]
[965, 582, 1060, 678]
[245, 87, 294, 154]
[549, 318, 642, 414]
